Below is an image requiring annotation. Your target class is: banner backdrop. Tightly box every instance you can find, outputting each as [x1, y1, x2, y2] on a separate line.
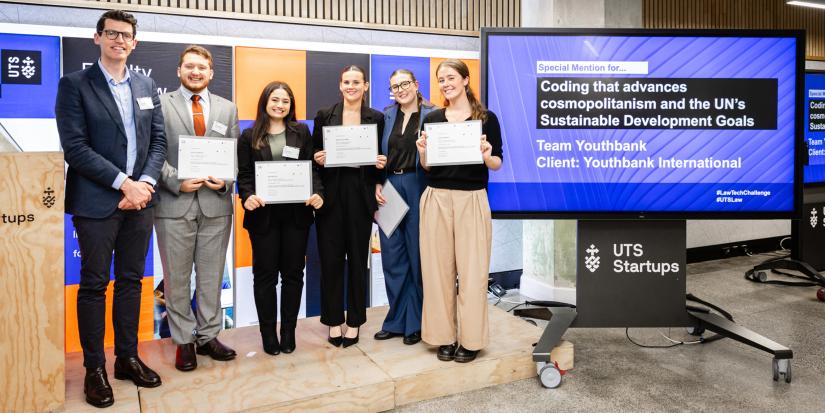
[61, 37, 233, 99]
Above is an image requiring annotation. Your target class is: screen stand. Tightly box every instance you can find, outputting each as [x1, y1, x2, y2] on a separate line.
[519, 220, 794, 388]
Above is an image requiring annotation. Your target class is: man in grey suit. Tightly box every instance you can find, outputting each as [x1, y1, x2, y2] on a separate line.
[155, 45, 240, 372]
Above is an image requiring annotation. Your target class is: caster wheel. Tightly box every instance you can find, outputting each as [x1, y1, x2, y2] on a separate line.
[687, 326, 705, 336]
[817, 288, 824, 302]
[756, 271, 768, 282]
[773, 358, 792, 383]
[537, 362, 562, 389]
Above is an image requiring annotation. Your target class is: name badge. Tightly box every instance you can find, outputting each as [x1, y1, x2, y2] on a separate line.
[282, 146, 300, 159]
[211, 121, 228, 136]
[136, 97, 154, 110]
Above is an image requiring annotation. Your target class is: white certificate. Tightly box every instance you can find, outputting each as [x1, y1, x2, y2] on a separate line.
[323, 124, 378, 167]
[255, 161, 312, 204]
[374, 180, 409, 238]
[424, 120, 483, 166]
[177, 136, 236, 180]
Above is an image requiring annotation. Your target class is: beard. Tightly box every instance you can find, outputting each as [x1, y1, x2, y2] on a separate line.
[181, 76, 209, 93]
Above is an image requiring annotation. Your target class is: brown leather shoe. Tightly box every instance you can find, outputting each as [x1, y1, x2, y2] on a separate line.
[113, 356, 162, 388]
[84, 366, 114, 408]
[175, 343, 197, 372]
[196, 338, 237, 361]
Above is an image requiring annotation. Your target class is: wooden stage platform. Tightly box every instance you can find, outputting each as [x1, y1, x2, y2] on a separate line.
[64, 305, 573, 412]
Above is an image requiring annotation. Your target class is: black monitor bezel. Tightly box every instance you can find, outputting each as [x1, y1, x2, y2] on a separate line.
[481, 27, 805, 220]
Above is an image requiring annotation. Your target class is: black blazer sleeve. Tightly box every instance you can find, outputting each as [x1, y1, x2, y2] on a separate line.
[237, 128, 256, 205]
[298, 123, 325, 199]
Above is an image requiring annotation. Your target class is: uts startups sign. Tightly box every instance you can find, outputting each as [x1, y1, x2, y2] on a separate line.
[576, 220, 691, 328]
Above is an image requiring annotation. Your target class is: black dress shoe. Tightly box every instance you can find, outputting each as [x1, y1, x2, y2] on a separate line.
[280, 327, 296, 354]
[403, 331, 422, 345]
[84, 366, 114, 408]
[175, 343, 197, 371]
[196, 337, 237, 361]
[261, 329, 280, 356]
[437, 343, 458, 361]
[374, 330, 402, 340]
[454, 346, 480, 363]
[342, 327, 359, 348]
[328, 326, 343, 347]
[113, 356, 162, 388]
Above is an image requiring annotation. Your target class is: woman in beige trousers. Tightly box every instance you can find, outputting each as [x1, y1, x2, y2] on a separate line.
[416, 59, 503, 363]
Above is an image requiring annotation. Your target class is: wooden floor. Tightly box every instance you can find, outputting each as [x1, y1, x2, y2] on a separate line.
[64, 304, 573, 412]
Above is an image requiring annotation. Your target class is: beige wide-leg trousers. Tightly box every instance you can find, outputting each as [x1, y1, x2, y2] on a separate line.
[420, 187, 492, 351]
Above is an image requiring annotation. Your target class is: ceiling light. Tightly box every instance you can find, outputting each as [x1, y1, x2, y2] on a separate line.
[786, 0, 825, 9]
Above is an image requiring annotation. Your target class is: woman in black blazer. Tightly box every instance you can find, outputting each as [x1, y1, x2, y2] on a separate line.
[237, 81, 324, 355]
[312, 65, 385, 347]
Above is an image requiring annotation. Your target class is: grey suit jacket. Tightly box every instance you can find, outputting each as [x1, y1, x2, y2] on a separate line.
[156, 88, 240, 218]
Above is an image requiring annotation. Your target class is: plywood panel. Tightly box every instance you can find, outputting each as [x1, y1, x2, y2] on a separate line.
[358, 305, 573, 406]
[136, 316, 395, 412]
[0, 152, 65, 413]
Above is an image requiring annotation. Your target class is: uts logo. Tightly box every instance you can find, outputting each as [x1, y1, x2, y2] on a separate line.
[585, 244, 600, 273]
[2, 49, 41, 85]
[811, 208, 818, 229]
[42, 187, 55, 209]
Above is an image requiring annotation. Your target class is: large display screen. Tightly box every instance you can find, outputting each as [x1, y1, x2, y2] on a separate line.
[482, 29, 804, 218]
[804, 71, 825, 186]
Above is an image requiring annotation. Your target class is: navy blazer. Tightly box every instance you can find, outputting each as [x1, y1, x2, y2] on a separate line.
[56, 63, 167, 218]
[381, 102, 437, 194]
[312, 102, 385, 216]
[237, 122, 324, 232]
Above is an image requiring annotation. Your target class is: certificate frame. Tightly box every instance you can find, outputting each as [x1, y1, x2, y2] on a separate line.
[322, 124, 379, 167]
[424, 120, 484, 167]
[177, 135, 237, 180]
[254, 160, 313, 204]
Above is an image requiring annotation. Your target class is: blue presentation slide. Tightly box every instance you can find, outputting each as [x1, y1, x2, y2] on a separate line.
[804, 72, 825, 185]
[485, 33, 799, 214]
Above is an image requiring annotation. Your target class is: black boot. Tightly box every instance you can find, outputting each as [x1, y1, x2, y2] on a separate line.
[261, 326, 280, 355]
[280, 325, 296, 354]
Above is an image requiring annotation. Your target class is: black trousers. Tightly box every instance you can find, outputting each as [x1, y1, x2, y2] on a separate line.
[73, 208, 153, 369]
[249, 207, 310, 333]
[316, 169, 373, 327]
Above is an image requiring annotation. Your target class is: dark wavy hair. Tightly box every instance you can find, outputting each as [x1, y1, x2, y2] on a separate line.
[250, 81, 298, 150]
[96, 10, 137, 36]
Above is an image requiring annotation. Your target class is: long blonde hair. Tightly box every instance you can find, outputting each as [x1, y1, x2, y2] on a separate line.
[436, 59, 487, 122]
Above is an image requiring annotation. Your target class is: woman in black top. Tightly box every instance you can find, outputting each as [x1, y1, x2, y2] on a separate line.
[312, 65, 386, 347]
[417, 59, 503, 363]
[237, 81, 324, 355]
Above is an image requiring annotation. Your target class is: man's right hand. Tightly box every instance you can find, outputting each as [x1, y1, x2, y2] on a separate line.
[180, 178, 205, 193]
[120, 178, 153, 210]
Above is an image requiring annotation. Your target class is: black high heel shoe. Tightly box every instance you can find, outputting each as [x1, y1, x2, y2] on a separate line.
[342, 327, 359, 348]
[327, 326, 343, 347]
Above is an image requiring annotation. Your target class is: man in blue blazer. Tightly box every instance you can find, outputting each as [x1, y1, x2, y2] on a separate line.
[55, 10, 167, 408]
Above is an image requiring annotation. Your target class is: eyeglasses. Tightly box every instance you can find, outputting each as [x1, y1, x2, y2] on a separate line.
[99, 29, 134, 42]
[388, 80, 414, 92]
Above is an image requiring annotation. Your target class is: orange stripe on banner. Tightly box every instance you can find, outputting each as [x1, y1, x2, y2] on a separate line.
[235, 195, 253, 269]
[235, 47, 307, 120]
[429, 58, 480, 108]
[64, 277, 155, 354]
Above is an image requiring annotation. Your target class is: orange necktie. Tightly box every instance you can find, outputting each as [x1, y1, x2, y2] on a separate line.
[192, 95, 206, 136]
